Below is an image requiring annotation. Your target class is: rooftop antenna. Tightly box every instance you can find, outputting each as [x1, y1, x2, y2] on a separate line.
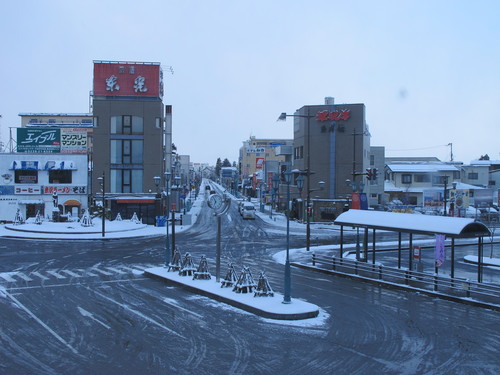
[448, 143, 453, 162]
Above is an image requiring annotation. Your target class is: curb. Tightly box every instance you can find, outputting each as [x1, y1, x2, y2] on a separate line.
[144, 269, 319, 320]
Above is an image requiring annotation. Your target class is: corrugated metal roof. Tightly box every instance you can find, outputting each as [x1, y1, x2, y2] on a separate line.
[334, 210, 490, 238]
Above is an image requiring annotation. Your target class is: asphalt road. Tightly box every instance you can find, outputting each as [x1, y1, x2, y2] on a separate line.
[0, 200, 499, 374]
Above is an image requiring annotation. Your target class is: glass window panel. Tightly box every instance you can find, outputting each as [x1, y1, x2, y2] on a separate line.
[131, 170, 143, 193]
[110, 140, 122, 163]
[132, 116, 144, 133]
[110, 116, 122, 134]
[123, 140, 131, 164]
[132, 140, 143, 163]
[110, 169, 122, 193]
[122, 170, 131, 193]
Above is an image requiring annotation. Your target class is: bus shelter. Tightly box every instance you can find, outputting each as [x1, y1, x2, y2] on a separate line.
[334, 210, 491, 283]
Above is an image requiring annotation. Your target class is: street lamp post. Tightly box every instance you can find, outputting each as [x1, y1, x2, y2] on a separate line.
[164, 172, 171, 266]
[443, 176, 449, 216]
[97, 172, 105, 237]
[283, 171, 293, 304]
[278, 110, 318, 252]
[271, 175, 280, 219]
[155, 174, 172, 267]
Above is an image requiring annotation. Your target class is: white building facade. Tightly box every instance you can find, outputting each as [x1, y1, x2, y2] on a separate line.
[0, 154, 88, 222]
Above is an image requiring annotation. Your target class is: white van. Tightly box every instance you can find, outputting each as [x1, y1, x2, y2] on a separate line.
[241, 202, 256, 220]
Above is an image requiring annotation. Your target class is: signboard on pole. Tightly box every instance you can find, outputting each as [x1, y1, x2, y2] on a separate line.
[435, 234, 446, 267]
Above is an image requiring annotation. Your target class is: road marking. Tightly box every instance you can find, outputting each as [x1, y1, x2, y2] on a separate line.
[77, 306, 111, 329]
[105, 267, 127, 275]
[4, 289, 78, 354]
[163, 298, 204, 319]
[88, 287, 185, 339]
[16, 273, 33, 282]
[61, 270, 83, 278]
[31, 271, 49, 281]
[0, 273, 17, 282]
[91, 268, 113, 276]
[77, 269, 98, 277]
[46, 270, 66, 279]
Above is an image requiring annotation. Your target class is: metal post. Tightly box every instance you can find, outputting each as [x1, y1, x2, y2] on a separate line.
[451, 237, 455, 279]
[340, 226, 344, 258]
[409, 233, 413, 271]
[283, 180, 291, 304]
[478, 236, 483, 283]
[306, 108, 311, 251]
[216, 215, 221, 282]
[98, 172, 105, 237]
[165, 180, 171, 267]
[372, 229, 376, 264]
[171, 209, 175, 255]
[398, 232, 402, 269]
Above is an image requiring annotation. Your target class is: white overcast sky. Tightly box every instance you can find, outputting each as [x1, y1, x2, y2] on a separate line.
[1, 0, 499, 165]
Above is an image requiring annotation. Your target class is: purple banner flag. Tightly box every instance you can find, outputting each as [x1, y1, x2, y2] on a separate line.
[435, 234, 446, 267]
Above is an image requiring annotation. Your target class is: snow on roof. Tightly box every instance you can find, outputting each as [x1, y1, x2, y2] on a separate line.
[334, 210, 490, 237]
[387, 164, 459, 173]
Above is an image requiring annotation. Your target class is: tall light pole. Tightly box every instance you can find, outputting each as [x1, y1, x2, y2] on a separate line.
[97, 172, 105, 237]
[443, 175, 449, 216]
[283, 171, 293, 304]
[164, 172, 172, 265]
[278, 110, 316, 251]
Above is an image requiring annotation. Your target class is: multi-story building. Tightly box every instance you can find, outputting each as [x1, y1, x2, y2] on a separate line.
[91, 60, 171, 223]
[286, 97, 373, 220]
[0, 153, 88, 222]
[239, 136, 293, 196]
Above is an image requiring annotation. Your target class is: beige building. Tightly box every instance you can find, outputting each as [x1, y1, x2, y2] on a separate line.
[239, 136, 293, 181]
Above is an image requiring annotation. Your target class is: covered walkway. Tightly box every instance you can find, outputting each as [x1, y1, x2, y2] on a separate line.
[334, 210, 491, 282]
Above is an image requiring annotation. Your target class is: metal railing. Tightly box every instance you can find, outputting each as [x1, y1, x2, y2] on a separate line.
[308, 252, 500, 309]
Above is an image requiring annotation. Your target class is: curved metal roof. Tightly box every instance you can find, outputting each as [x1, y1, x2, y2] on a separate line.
[334, 210, 491, 238]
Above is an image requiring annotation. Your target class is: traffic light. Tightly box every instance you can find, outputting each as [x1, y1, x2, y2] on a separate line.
[366, 168, 373, 180]
[372, 168, 378, 180]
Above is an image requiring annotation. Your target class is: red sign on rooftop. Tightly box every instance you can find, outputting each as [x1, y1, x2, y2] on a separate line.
[93, 61, 163, 99]
[316, 109, 351, 122]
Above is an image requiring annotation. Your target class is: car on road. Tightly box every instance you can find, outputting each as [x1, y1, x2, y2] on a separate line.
[240, 202, 255, 220]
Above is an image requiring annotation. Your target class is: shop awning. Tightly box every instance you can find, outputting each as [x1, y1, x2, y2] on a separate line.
[18, 199, 44, 204]
[10, 161, 41, 170]
[64, 199, 81, 206]
[44, 160, 77, 170]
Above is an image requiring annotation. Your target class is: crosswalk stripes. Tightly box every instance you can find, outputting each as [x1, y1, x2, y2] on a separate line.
[0, 273, 16, 282]
[0, 264, 157, 285]
[31, 271, 49, 281]
[46, 270, 66, 279]
[61, 270, 83, 278]
[16, 273, 33, 282]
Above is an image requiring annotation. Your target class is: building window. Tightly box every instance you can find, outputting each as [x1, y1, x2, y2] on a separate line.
[488, 180, 496, 186]
[49, 170, 72, 184]
[294, 146, 303, 160]
[119, 66, 125, 73]
[15, 170, 38, 184]
[111, 140, 143, 164]
[155, 117, 161, 129]
[111, 116, 143, 134]
[401, 174, 412, 184]
[468, 172, 478, 180]
[453, 171, 460, 179]
[414, 174, 431, 183]
[111, 169, 143, 193]
[370, 155, 375, 166]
